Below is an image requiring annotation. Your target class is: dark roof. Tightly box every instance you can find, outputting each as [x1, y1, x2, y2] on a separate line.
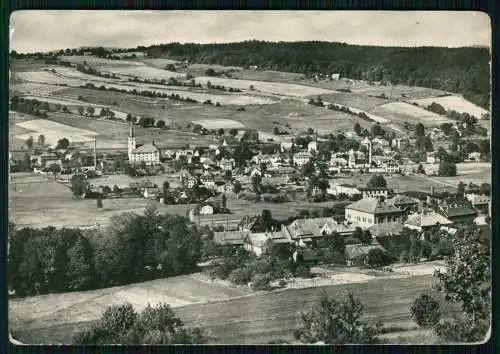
[442, 207, 478, 218]
[346, 198, 403, 215]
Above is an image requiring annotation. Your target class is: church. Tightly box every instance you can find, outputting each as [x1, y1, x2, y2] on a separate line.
[128, 125, 161, 165]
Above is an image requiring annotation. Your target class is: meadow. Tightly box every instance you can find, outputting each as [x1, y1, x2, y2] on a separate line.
[15, 119, 99, 146]
[9, 273, 458, 344]
[369, 101, 455, 126]
[410, 95, 489, 118]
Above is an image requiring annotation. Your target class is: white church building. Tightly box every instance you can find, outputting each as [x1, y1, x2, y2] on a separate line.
[128, 125, 161, 165]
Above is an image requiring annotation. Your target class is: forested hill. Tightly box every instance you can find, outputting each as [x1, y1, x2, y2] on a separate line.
[136, 41, 490, 109]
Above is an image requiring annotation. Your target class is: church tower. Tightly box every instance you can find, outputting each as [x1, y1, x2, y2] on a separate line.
[128, 123, 136, 162]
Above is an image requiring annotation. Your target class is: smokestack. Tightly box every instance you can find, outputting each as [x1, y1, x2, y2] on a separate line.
[93, 140, 97, 167]
[369, 141, 372, 165]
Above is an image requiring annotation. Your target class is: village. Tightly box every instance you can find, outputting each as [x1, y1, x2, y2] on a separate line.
[7, 11, 492, 345]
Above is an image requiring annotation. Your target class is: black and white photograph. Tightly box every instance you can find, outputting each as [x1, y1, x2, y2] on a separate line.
[8, 10, 491, 345]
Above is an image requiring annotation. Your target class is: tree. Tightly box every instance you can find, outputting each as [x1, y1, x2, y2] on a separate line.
[367, 174, 387, 189]
[354, 123, 362, 136]
[87, 106, 95, 116]
[25, 136, 34, 149]
[162, 181, 170, 200]
[78, 106, 85, 115]
[479, 183, 490, 196]
[366, 248, 392, 268]
[70, 174, 89, 199]
[37, 134, 45, 147]
[229, 128, 238, 136]
[457, 181, 465, 196]
[217, 128, 224, 136]
[433, 227, 490, 342]
[65, 236, 93, 291]
[417, 163, 425, 174]
[411, 294, 441, 328]
[359, 230, 372, 246]
[415, 123, 425, 137]
[295, 291, 382, 344]
[438, 161, 457, 177]
[273, 127, 280, 135]
[221, 193, 227, 209]
[233, 180, 242, 197]
[97, 197, 103, 210]
[56, 137, 70, 149]
[307, 128, 314, 135]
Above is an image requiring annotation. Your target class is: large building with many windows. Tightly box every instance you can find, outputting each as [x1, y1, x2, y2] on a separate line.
[128, 125, 161, 165]
[345, 197, 404, 228]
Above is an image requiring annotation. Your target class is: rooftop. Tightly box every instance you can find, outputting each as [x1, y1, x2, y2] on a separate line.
[346, 198, 402, 215]
[132, 142, 159, 154]
[404, 210, 453, 228]
[213, 231, 247, 245]
[368, 222, 404, 237]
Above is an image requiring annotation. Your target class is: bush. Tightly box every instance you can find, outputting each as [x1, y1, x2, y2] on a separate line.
[410, 294, 441, 328]
[366, 249, 392, 268]
[295, 265, 311, 278]
[251, 274, 272, 290]
[228, 267, 253, 285]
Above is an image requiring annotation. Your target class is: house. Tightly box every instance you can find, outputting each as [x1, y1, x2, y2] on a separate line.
[331, 73, 340, 80]
[404, 210, 453, 232]
[308, 141, 318, 154]
[36, 152, 59, 167]
[330, 156, 348, 167]
[243, 233, 270, 256]
[280, 141, 294, 152]
[465, 193, 490, 214]
[198, 203, 214, 215]
[345, 198, 404, 228]
[180, 170, 198, 189]
[219, 158, 235, 171]
[293, 152, 312, 166]
[426, 152, 440, 164]
[384, 163, 401, 174]
[467, 152, 481, 162]
[438, 198, 478, 224]
[252, 153, 280, 166]
[238, 215, 262, 232]
[280, 217, 352, 246]
[143, 187, 160, 199]
[386, 195, 420, 220]
[199, 171, 215, 189]
[176, 191, 189, 203]
[213, 231, 247, 246]
[357, 187, 389, 200]
[327, 182, 361, 197]
[249, 167, 263, 178]
[345, 244, 387, 266]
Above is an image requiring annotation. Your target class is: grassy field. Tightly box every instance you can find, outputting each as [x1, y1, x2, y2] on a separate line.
[312, 92, 389, 111]
[370, 102, 455, 126]
[334, 174, 457, 194]
[9, 273, 459, 344]
[410, 95, 489, 118]
[8, 173, 193, 228]
[430, 162, 491, 185]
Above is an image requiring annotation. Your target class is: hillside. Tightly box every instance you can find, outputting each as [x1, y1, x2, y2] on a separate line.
[128, 41, 490, 110]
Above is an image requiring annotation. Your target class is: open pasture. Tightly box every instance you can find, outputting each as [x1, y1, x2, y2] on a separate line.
[10, 83, 67, 96]
[193, 76, 336, 97]
[369, 101, 455, 126]
[230, 69, 305, 83]
[334, 174, 456, 194]
[10, 274, 458, 344]
[349, 83, 446, 99]
[312, 92, 389, 111]
[140, 58, 180, 68]
[9, 272, 252, 344]
[426, 162, 491, 186]
[410, 95, 489, 118]
[98, 65, 185, 81]
[9, 173, 194, 229]
[191, 119, 245, 129]
[14, 70, 85, 86]
[58, 55, 144, 67]
[15, 119, 99, 146]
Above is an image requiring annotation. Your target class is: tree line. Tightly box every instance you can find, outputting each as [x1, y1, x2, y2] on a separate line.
[8, 205, 207, 297]
[129, 41, 489, 109]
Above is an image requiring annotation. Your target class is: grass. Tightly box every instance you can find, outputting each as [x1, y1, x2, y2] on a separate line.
[411, 95, 489, 118]
[9, 273, 253, 344]
[334, 174, 457, 194]
[370, 102, 455, 126]
[10, 274, 459, 344]
[9, 173, 192, 228]
[311, 92, 390, 111]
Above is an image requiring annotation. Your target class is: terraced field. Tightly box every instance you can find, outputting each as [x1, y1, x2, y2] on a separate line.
[369, 101, 455, 126]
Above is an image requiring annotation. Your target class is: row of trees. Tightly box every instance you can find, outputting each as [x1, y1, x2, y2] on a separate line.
[8, 205, 207, 297]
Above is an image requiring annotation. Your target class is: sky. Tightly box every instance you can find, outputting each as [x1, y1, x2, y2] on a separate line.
[10, 10, 491, 53]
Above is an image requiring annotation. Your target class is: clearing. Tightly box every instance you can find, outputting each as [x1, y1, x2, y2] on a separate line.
[369, 101, 455, 126]
[191, 119, 245, 129]
[15, 119, 99, 146]
[410, 95, 489, 118]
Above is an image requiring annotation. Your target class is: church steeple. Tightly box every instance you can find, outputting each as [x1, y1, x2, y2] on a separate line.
[129, 125, 134, 138]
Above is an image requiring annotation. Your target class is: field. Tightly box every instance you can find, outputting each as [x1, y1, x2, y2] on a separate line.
[410, 95, 489, 118]
[311, 92, 389, 111]
[15, 119, 99, 146]
[349, 83, 446, 99]
[9, 273, 253, 344]
[9, 272, 459, 344]
[98, 65, 184, 81]
[369, 101, 455, 126]
[9, 173, 193, 229]
[193, 76, 336, 97]
[230, 69, 305, 82]
[429, 162, 491, 185]
[10, 82, 68, 96]
[334, 174, 456, 194]
[191, 119, 245, 129]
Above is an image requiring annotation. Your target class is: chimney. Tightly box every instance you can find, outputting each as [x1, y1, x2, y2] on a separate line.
[368, 140, 372, 165]
[93, 140, 97, 167]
